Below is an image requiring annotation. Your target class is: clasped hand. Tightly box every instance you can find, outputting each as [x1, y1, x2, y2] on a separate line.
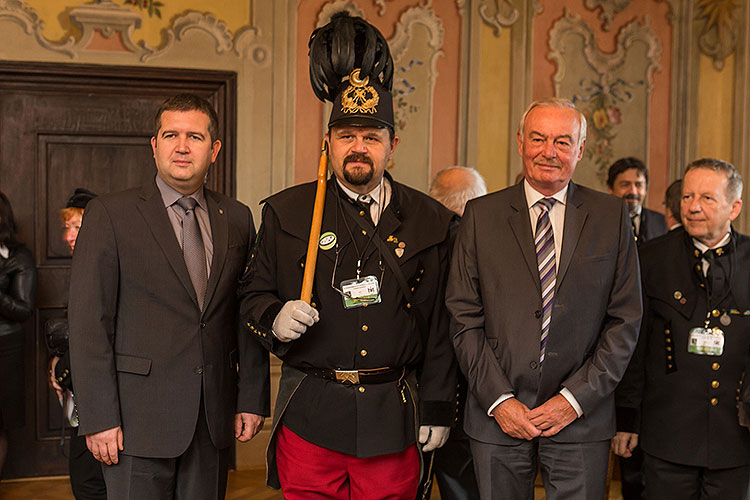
[493, 395, 578, 440]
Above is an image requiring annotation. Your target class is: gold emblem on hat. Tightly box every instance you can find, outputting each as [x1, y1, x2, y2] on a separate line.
[341, 69, 379, 115]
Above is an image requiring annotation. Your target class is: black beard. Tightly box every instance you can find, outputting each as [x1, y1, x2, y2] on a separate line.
[343, 153, 374, 186]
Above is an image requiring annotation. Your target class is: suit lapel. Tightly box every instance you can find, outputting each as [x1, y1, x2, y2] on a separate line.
[136, 180, 198, 306]
[203, 191, 228, 312]
[507, 184, 541, 293]
[557, 182, 587, 290]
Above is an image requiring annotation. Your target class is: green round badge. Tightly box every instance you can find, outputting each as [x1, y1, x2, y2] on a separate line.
[319, 231, 337, 250]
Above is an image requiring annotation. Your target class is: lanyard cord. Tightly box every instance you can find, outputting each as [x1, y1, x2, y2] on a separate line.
[334, 181, 383, 278]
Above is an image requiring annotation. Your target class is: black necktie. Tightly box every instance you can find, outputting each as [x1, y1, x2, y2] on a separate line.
[356, 194, 374, 225]
[176, 196, 207, 310]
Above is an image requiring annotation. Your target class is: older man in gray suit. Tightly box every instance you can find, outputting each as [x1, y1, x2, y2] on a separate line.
[68, 94, 269, 500]
[446, 97, 642, 500]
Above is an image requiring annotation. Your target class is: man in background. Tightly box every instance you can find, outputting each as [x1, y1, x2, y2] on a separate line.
[607, 157, 667, 244]
[420, 166, 486, 500]
[664, 179, 683, 231]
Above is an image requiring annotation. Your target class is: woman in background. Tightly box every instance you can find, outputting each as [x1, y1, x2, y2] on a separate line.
[0, 191, 37, 479]
[48, 188, 105, 500]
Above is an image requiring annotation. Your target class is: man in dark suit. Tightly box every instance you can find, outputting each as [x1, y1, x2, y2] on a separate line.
[607, 157, 668, 244]
[664, 179, 683, 231]
[68, 94, 270, 499]
[606, 156, 666, 500]
[614, 158, 750, 500]
[446, 97, 642, 500]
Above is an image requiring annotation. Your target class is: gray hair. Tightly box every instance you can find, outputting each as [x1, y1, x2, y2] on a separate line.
[685, 158, 743, 201]
[518, 97, 587, 147]
[430, 166, 487, 216]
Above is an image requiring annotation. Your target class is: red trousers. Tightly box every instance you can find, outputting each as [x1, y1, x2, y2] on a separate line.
[276, 424, 419, 500]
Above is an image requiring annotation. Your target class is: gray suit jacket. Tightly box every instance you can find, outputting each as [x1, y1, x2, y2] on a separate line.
[446, 181, 642, 445]
[68, 178, 270, 458]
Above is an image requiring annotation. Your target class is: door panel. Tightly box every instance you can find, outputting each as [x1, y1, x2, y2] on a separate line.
[0, 62, 237, 478]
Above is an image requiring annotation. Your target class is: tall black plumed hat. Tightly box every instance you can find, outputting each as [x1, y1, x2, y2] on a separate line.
[308, 12, 395, 129]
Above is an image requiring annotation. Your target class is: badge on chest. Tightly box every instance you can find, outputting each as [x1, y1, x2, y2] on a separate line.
[341, 275, 381, 309]
[688, 326, 725, 356]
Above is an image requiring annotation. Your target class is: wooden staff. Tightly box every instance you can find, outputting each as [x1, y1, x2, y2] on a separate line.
[300, 138, 329, 303]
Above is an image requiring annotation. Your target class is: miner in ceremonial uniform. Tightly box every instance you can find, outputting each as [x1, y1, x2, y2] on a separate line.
[238, 13, 457, 499]
[614, 158, 750, 500]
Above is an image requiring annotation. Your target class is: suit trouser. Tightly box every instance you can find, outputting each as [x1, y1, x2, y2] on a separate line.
[69, 426, 106, 500]
[643, 452, 750, 500]
[470, 437, 609, 500]
[101, 398, 230, 500]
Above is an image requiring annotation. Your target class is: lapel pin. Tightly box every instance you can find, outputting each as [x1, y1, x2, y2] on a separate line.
[218, 208, 224, 215]
[673, 290, 682, 300]
[319, 232, 337, 250]
[395, 248, 404, 258]
[398, 241, 406, 248]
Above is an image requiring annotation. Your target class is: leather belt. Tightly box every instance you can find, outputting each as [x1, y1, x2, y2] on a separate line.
[298, 366, 405, 385]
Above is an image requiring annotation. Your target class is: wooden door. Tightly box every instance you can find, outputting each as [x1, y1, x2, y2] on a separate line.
[0, 62, 237, 478]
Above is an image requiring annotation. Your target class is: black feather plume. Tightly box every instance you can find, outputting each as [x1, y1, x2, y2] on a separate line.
[308, 12, 394, 103]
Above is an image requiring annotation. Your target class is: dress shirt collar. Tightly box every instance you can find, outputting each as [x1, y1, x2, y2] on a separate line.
[155, 174, 207, 212]
[524, 179, 568, 209]
[630, 204, 642, 218]
[693, 232, 731, 253]
[0, 244, 8, 259]
[335, 176, 391, 225]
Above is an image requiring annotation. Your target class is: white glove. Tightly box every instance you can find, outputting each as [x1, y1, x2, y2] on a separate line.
[418, 425, 450, 452]
[271, 300, 319, 342]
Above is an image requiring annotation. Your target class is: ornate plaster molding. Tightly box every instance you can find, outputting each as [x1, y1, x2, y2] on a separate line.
[455, 0, 466, 17]
[140, 11, 234, 62]
[549, 9, 662, 94]
[317, 0, 366, 28]
[696, 0, 740, 70]
[478, 0, 520, 36]
[389, 4, 443, 62]
[584, 0, 632, 31]
[68, 0, 145, 55]
[0, 0, 75, 57]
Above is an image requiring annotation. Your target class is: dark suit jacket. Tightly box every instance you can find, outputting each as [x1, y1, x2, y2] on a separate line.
[446, 181, 642, 445]
[68, 178, 270, 458]
[637, 207, 668, 244]
[616, 228, 750, 468]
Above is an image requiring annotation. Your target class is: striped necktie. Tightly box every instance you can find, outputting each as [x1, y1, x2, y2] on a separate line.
[534, 197, 556, 364]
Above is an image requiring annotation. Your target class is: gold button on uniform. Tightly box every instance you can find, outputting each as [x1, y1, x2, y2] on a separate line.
[361, 325, 368, 332]
[712, 363, 721, 371]
[712, 309, 720, 317]
[711, 380, 720, 389]
[358, 386, 365, 393]
[361, 229, 367, 236]
[360, 349, 367, 357]
[710, 398, 718, 406]
[665, 329, 670, 334]
[359, 210, 366, 216]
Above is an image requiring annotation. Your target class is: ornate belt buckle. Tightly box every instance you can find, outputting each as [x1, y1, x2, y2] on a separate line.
[335, 370, 360, 384]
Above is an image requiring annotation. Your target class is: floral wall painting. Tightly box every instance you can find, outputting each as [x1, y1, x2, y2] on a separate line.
[548, 9, 661, 190]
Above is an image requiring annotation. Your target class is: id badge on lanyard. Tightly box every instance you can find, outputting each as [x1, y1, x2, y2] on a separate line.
[687, 326, 725, 356]
[341, 275, 381, 309]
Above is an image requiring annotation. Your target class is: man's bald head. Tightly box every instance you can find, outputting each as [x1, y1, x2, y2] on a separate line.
[429, 166, 487, 216]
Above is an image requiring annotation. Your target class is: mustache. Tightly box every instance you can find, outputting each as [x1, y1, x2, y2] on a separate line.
[344, 153, 373, 167]
[623, 194, 641, 201]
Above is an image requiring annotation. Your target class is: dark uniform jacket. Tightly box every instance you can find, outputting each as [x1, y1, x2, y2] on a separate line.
[636, 207, 668, 244]
[239, 173, 457, 487]
[617, 228, 750, 468]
